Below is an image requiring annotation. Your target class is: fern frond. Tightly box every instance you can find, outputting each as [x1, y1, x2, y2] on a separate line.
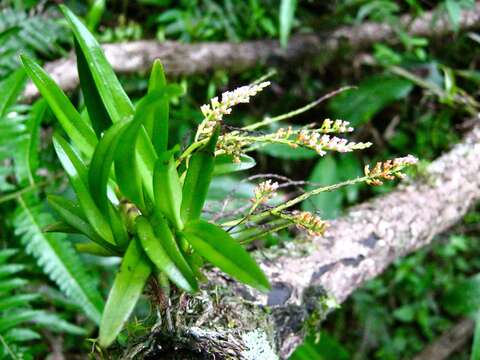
[14, 196, 104, 324]
[0, 7, 68, 78]
[0, 248, 86, 359]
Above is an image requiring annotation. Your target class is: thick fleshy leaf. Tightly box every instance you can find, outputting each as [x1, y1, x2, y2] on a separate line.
[20, 54, 97, 156]
[213, 154, 256, 176]
[114, 91, 173, 210]
[47, 195, 118, 253]
[88, 122, 128, 214]
[60, 5, 134, 124]
[99, 238, 151, 348]
[53, 135, 114, 244]
[136, 216, 197, 292]
[146, 59, 168, 153]
[181, 127, 219, 223]
[153, 151, 183, 229]
[75, 39, 111, 136]
[182, 220, 270, 292]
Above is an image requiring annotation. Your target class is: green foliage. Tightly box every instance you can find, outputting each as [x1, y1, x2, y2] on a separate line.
[0, 7, 67, 78]
[0, 248, 85, 359]
[14, 196, 104, 324]
[22, 7, 277, 348]
[279, 0, 297, 47]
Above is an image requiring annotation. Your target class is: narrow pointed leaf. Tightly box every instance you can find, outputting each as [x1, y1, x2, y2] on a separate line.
[47, 195, 118, 253]
[53, 135, 114, 244]
[21, 54, 97, 156]
[75, 39, 111, 136]
[99, 238, 151, 348]
[136, 216, 197, 292]
[153, 151, 183, 229]
[60, 5, 134, 123]
[114, 93, 164, 209]
[147, 60, 168, 153]
[182, 220, 270, 292]
[181, 127, 219, 223]
[88, 122, 128, 214]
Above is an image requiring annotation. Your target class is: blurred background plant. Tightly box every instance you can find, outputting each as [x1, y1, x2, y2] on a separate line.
[0, 0, 479, 358]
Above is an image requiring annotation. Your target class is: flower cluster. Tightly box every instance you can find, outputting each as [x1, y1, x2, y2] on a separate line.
[319, 119, 354, 134]
[196, 82, 271, 140]
[290, 211, 328, 237]
[252, 180, 279, 205]
[296, 131, 371, 156]
[365, 155, 418, 185]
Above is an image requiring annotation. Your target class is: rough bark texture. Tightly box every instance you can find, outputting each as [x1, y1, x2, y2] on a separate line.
[127, 121, 480, 360]
[23, 4, 480, 103]
[412, 317, 475, 360]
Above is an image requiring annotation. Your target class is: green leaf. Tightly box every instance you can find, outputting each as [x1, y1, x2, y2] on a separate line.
[20, 54, 97, 156]
[181, 127, 219, 223]
[154, 151, 183, 229]
[0, 68, 26, 117]
[472, 313, 480, 360]
[88, 121, 128, 215]
[85, 0, 106, 31]
[213, 154, 256, 176]
[302, 156, 343, 219]
[15, 196, 104, 324]
[114, 91, 176, 209]
[76, 242, 115, 257]
[136, 216, 197, 292]
[99, 238, 151, 348]
[182, 220, 270, 292]
[53, 135, 114, 244]
[446, 0, 461, 31]
[0, 294, 39, 312]
[443, 273, 480, 316]
[279, 0, 297, 48]
[16, 99, 47, 185]
[47, 195, 118, 253]
[147, 59, 168, 154]
[75, 39, 111, 137]
[290, 333, 350, 360]
[328, 75, 413, 126]
[60, 5, 134, 123]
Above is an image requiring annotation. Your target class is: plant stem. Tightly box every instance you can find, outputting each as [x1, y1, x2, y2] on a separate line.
[222, 175, 369, 227]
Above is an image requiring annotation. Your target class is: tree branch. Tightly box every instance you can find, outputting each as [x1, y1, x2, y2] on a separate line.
[412, 317, 475, 360]
[23, 4, 480, 103]
[125, 120, 480, 360]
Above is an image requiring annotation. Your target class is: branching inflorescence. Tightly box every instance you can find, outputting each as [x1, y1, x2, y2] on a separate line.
[21, 5, 418, 351]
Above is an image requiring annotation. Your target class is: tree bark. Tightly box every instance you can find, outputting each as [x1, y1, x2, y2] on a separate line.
[23, 4, 480, 103]
[411, 317, 475, 360]
[123, 120, 480, 360]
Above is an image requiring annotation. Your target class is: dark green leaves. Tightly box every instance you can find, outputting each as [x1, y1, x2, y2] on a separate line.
[181, 127, 219, 223]
[328, 75, 413, 126]
[182, 220, 270, 292]
[21, 54, 97, 156]
[75, 39, 111, 137]
[60, 5, 134, 124]
[136, 216, 197, 292]
[99, 238, 151, 348]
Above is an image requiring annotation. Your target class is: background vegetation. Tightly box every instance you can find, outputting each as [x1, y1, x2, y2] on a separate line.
[0, 0, 479, 358]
